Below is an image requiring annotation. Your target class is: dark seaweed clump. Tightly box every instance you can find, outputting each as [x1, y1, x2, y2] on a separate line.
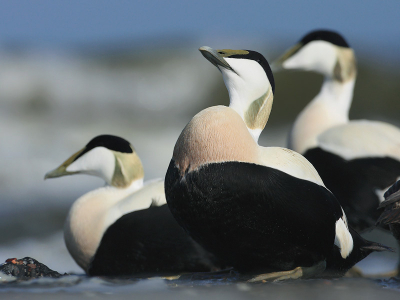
[0, 257, 68, 281]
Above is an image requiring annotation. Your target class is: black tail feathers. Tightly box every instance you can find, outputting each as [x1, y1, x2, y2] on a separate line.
[350, 226, 394, 253]
[376, 180, 400, 227]
[361, 241, 394, 253]
[379, 180, 400, 209]
[384, 180, 400, 200]
[376, 209, 400, 226]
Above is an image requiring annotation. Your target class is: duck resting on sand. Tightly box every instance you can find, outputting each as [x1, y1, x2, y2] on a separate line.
[45, 134, 220, 276]
[165, 46, 391, 282]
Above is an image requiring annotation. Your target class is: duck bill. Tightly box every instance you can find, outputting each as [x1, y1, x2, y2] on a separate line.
[270, 43, 302, 72]
[199, 46, 235, 72]
[44, 148, 84, 179]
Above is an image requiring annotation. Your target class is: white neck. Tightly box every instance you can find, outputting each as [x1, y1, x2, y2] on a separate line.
[316, 77, 355, 119]
[249, 128, 262, 142]
[109, 177, 144, 191]
[228, 87, 270, 143]
[227, 84, 246, 118]
[289, 77, 355, 154]
[229, 99, 262, 143]
[221, 58, 272, 143]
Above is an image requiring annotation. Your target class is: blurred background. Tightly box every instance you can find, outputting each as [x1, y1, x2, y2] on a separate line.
[0, 0, 399, 274]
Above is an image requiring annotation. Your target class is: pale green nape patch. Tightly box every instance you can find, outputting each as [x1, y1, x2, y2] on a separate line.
[111, 148, 144, 188]
[334, 47, 357, 83]
[217, 49, 249, 58]
[244, 88, 273, 130]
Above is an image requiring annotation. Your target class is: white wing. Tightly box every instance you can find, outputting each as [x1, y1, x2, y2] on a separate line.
[317, 120, 400, 161]
[258, 146, 326, 187]
[105, 179, 166, 226]
[334, 216, 353, 259]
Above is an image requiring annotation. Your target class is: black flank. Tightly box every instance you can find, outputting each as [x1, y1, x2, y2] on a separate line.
[304, 148, 400, 231]
[165, 160, 344, 273]
[89, 204, 219, 276]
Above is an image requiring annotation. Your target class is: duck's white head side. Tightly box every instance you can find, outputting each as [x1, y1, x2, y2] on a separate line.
[272, 30, 357, 154]
[45, 135, 145, 272]
[45, 134, 144, 188]
[272, 30, 356, 82]
[199, 46, 275, 142]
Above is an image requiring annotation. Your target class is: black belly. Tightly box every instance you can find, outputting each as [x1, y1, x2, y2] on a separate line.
[88, 204, 218, 276]
[165, 160, 342, 273]
[304, 148, 400, 231]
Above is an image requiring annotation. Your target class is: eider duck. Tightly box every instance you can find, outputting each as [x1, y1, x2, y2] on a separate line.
[165, 47, 389, 281]
[377, 180, 400, 275]
[272, 30, 400, 231]
[45, 135, 219, 276]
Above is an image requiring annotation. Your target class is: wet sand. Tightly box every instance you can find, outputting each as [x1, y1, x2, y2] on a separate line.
[1, 274, 400, 300]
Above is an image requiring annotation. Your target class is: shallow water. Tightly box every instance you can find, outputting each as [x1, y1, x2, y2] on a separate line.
[1, 273, 400, 300]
